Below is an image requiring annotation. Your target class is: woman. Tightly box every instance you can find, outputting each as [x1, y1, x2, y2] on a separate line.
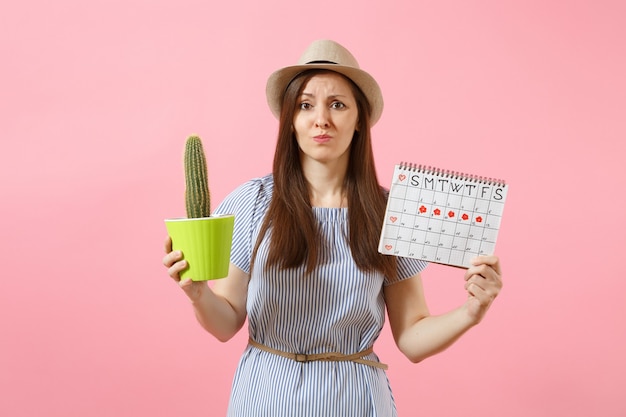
[163, 39, 502, 416]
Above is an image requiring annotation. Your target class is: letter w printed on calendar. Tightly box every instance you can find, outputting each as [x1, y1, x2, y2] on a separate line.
[378, 163, 509, 268]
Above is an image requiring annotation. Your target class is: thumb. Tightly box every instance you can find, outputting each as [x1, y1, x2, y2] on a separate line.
[179, 278, 204, 302]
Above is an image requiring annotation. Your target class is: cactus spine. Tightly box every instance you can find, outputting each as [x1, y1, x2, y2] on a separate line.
[184, 135, 211, 218]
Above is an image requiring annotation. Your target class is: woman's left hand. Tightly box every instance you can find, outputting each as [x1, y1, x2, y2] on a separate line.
[463, 255, 503, 325]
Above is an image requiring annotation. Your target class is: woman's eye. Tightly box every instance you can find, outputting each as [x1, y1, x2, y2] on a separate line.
[299, 102, 312, 110]
[330, 102, 345, 110]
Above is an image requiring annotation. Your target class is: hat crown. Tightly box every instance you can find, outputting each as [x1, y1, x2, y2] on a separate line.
[266, 39, 383, 125]
[297, 39, 360, 69]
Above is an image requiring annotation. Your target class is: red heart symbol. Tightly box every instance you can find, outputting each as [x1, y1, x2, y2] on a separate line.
[390, 216, 397, 223]
[384, 244, 393, 250]
[398, 174, 406, 182]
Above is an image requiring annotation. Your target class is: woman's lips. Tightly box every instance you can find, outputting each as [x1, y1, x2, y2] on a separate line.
[313, 134, 331, 143]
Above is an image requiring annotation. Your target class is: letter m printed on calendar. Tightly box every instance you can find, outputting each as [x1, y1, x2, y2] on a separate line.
[378, 163, 509, 268]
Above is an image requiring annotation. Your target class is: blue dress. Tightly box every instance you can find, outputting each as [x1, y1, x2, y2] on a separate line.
[213, 175, 427, 417]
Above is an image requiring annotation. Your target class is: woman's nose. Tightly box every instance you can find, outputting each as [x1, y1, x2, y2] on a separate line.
[314, 108, 330, 129]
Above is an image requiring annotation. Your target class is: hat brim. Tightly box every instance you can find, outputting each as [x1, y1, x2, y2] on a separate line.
[266, 64, 384, 126]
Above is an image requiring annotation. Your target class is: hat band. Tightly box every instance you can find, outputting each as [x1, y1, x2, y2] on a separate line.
[306, 60, 337, 65]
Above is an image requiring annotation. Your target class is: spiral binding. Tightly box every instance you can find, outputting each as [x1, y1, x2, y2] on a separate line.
[399, 161, 506, 186]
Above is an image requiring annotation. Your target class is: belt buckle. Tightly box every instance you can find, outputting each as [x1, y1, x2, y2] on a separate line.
[294, 353, 308, 362]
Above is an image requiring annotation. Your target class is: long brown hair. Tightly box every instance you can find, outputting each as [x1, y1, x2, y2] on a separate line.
[252, 69, 397, 279]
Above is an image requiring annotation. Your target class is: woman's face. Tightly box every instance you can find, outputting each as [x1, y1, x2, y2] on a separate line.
[292, 72, 359, 167]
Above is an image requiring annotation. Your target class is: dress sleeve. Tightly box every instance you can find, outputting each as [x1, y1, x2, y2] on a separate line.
[384, 257, 429, 286]
[212, 178, 269, 274]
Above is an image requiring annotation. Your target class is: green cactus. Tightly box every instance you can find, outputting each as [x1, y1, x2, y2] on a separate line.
[184, 135, 211, 218]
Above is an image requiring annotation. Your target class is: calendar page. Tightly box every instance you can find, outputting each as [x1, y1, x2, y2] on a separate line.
[378, 163, 508, 268]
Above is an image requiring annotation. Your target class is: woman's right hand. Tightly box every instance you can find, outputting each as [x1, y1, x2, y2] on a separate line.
[162, 236, 207, 302]
[163, 236, 249, 341]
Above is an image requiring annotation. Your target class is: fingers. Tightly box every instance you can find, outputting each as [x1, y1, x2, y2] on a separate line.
[179, 277, 193, 289]
[466, 256, 502, 282]
[465, 275, 499, 301]
[162, 246, 183, 266]
[470, 255, 501, 275]
[167, 259, 188, 282]
[462, 256, 503, 323]
[464, 255, 503, 301]
[161, 238, 203, 302]
[178, 277, 207, 303]
[162, 238, 187, 282]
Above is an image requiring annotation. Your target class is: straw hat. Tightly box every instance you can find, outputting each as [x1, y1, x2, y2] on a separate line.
[266, 39, 384, 125]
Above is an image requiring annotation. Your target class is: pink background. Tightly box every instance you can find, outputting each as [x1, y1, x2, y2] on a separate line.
[1, 1, 624, 416]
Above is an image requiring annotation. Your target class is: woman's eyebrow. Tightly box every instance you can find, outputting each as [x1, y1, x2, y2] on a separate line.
[300, 93, 347, 99]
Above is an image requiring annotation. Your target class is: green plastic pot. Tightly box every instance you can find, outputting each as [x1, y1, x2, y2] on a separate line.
[164, 214, 235, 281]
